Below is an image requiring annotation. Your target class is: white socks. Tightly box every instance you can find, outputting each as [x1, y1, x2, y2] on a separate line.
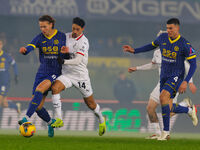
[152, 122, 161, 135]
[52, 94, 62, 119]
[188, 107, 192, 114]
[93, 104, 104, 124]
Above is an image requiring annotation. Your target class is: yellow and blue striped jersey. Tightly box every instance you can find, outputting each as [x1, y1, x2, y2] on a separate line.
[26, 29, 66, 74]
[0, 50, 18, 84]
[152, 33, 196, 79]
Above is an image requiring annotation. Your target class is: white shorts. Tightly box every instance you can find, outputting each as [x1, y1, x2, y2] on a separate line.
[150, 82, 178, 104]
[56, 75, 93, 98]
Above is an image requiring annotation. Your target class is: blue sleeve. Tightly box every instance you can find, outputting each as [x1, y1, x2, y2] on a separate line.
[184, 58, 196, 83]
[134, 43, 156, 54]
[183, 41, 197, 82]
[152, 35, 161, 47]
[134, 35, 161, 54]
[24, 34, 40, 55]
[183, 42, 196, 60]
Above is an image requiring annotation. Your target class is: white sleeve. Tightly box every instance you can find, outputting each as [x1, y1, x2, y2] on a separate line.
[136, 62, 158, 70]
[184, 60, 193, 83]
[64, 54, 83, 65]
[76, 39, 89, 56]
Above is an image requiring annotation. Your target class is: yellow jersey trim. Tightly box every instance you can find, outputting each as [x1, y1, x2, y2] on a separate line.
[27, 44, 36, 48]
[164, 83, 176, 92]
[0, 50, 4, 56]
[44, 29, 58, 40]
[152, 42, 158, 47]
[168, 34, 181, 44]
[186, 55, 196, 60]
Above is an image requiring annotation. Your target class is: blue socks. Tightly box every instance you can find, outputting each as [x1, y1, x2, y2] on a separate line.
[26, 91, 43, 118]
[162, 104, 170, 131]
[171, 103, 189, 113]
[36, 107, 51, 123]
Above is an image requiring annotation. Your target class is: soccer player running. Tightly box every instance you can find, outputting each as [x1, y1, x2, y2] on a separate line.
[123, 18, 198, 140]
[0, 40, 20, 113]
[50, 17, 106, 136]
[128, 31, 197, 139]
[18, 15, 66, 137]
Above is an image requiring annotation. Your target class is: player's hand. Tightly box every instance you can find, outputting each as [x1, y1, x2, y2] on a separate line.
[128, 67, 137, 73]
[57, 56, 64, 65]
[189, 82, 197, 94]
[178, 81, 188, 94]
[19, 47, 27, 54]
[61, 46, 69, 53]
[123, 45, 135, 53]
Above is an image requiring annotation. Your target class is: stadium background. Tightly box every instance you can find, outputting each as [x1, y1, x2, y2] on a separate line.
[0, 0, 200, 134]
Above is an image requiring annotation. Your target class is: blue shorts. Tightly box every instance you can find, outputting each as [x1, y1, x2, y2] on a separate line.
[160, 76, 183, 98]
[32, 72, 60, 96]
[0, 84, 10, 96]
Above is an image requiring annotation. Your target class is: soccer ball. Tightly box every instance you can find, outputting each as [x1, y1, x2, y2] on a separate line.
[19, 122, 36, 138]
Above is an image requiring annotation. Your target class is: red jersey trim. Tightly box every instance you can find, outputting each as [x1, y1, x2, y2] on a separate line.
[76, 33, 83, 41]
[77, 52, 84, 56]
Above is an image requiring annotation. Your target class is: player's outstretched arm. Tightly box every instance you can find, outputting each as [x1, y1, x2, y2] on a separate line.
[123, 45, 135, 53]
[128, 67, 137, 73]
[123, 43, 157, 54]
[128, 62, 158, 73]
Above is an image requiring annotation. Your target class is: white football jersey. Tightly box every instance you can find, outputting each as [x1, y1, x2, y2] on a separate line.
[152, 49, 161, 76]
[62, 32, 89, 80]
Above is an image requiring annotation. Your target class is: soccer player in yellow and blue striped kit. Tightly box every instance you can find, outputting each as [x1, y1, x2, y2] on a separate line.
[18, 15, 66, 137]
[123, 18, 197, 140]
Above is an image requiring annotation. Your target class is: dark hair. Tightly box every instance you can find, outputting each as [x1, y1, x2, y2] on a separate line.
[39, 15, 56, 28]
[167, 18, 180, 25]
[73, 17, 85, 28]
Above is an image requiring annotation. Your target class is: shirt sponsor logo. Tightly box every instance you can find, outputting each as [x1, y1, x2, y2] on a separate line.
[54, 39, 59, 45]
[174, 46, 179, 51]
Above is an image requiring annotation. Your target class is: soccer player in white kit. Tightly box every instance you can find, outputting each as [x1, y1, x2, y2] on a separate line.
[128, 31, 197, 139]
[50, 17, 106, 136]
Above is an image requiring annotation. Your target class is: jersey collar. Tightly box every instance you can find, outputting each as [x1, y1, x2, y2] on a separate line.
[0, 50, 3, 56]
[75, 33, 83, 41]
[168, 34, 181, 44]
[44, 29, 58, 40]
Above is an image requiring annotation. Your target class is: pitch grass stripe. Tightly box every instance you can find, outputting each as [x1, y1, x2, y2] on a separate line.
[1, 134, 200, 150]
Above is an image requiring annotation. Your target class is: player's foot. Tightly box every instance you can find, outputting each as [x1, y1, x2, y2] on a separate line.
[157, 131, 170, 141]
[48, 119, 56, 137]
[188, 104, 198, 126]
[99, 117, 106, 136]
[145, 134, 160, 139]
[181, 97, 192, 107]
[16, 103, 21, 114]
[18, 117, 28, 125]
[51, 118, 64, 128]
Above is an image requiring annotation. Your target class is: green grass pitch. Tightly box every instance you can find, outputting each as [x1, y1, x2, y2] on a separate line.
[1, 130, 200, 150]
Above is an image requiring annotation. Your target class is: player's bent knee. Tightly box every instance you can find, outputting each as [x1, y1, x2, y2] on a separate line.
[52, 81, 65, 94]
[160, 94, 168, 105]
[52, 85, 62, 94]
